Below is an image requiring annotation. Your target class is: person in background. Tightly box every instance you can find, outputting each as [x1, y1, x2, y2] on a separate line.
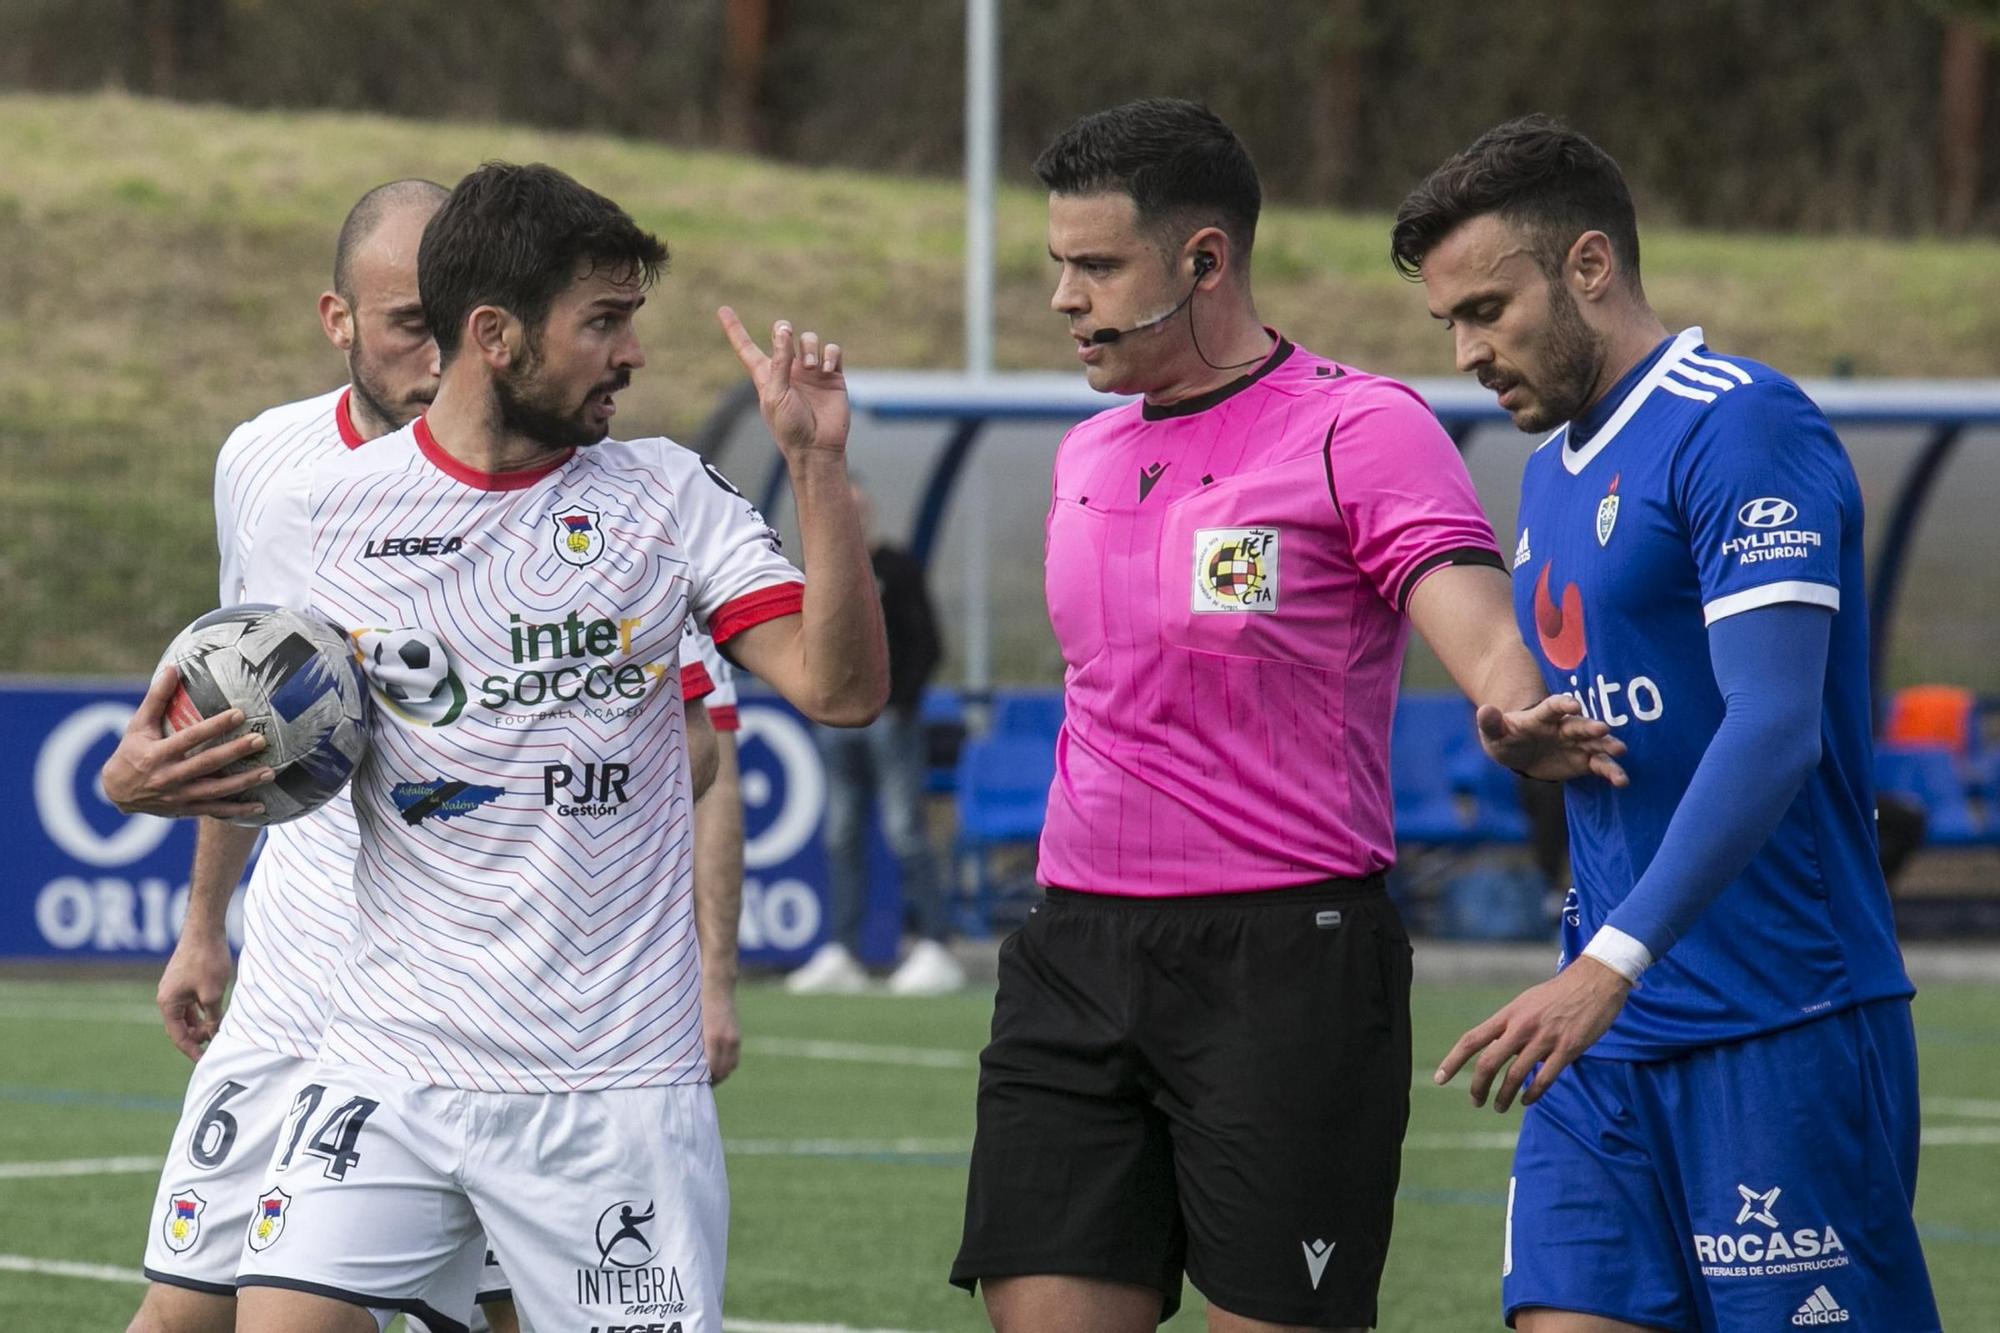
[787, 475, 961, 996]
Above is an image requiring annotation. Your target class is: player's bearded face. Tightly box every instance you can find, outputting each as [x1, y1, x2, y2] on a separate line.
[496, 329, 630, 450]
[347, 315, 438, 432]
[1507, 276, 1602, 432]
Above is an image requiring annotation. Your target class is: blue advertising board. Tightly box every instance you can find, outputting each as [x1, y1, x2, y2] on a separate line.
[1, 680, 244, 958]
[1, 680, 897, 968]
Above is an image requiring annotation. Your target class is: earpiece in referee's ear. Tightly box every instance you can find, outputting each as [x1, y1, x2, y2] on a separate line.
[1194, 253, 1217, 277]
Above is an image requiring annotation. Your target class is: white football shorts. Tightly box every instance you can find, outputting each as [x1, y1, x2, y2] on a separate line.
[233, 1060, 727, 1333]
[141, 1030, 488, 1329]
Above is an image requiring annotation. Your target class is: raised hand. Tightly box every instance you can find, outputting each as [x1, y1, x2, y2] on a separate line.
[1477, 694, 1629, 786]
[717, 306, 849, 458]
[100, 665, 271, 819]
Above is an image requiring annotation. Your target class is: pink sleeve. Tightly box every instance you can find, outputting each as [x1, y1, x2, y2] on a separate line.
[1330, 379, 1503, 609]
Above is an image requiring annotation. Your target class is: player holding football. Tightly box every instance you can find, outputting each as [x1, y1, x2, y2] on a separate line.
[1395, 116, 1939, 1332]
[217, 161, 883, 1333]
[949, 98, 1625, 1333]
[102, 180, 729, 1333]
[102, 179, 518, 1333]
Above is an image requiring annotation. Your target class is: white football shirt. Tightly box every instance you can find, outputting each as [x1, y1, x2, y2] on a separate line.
[244, 420, 800, 1092]
[211, 385, 367, 1060]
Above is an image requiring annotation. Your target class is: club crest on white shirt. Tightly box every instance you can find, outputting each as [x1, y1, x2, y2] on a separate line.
[552, 505, 606, 566]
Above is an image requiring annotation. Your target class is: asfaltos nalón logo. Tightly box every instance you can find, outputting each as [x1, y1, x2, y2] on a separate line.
[1530, 561, 1665, 728]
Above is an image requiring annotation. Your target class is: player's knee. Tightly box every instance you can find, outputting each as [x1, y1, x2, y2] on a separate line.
[127, 1284, 235, 1333]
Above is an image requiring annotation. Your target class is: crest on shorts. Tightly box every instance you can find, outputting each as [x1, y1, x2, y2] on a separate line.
[552, 506, 606, 567]
[1596, 474, 1621, 547]
[1191, 527, 1280, 614]
[162, 1189, 206, 1254]
[247, 1187, 291, 1252]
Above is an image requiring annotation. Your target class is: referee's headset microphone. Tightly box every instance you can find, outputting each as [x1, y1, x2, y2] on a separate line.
[1087, 252, 1217, 345]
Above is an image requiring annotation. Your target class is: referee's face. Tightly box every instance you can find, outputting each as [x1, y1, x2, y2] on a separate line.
[1420, 212, 1600, 432]
[1048, 191, 1185, 395]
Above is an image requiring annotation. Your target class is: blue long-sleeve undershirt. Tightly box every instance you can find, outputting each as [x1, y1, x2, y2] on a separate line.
[1599, 602, 1832, 966]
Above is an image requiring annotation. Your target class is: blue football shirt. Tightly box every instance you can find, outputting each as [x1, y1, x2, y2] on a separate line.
[1512, 327, 1912, 1057]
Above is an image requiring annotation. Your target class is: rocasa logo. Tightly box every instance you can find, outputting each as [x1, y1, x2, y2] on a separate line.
[472, 612, 672, 712]
[1531, 562, 1666, 728]
[1693, 1184, 1850, 1280]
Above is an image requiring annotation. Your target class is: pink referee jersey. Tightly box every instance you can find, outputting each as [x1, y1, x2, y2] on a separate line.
[1039, 336, 1502, 895]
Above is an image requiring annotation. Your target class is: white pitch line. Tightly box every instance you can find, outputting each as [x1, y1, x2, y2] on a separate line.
[743, 1037, 975, 1069]
[1918, 1126, 2000, 1146]
[0, 1253, 147, 1285]
[725, 1138, 968, 1157]
[0, 1252, 928, 1332]
[1404, 1131, 1520, 1150]
[728, 1312, 928, 1320]
[0, 1155, 159, 1180]
[0, 1001, 159, 1025]
[1926, 1097, 2000, 1119]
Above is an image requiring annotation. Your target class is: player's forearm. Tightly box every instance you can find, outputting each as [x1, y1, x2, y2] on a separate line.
[787, 451, 889, 725]
[1590, 606, 1828, 980]
[692, 737, 745, 993]
[1409, 565, 1547, 712]
[185, 818, 261, 939]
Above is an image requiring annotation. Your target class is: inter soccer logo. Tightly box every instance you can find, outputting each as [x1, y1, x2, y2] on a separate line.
[352, 627, 467, 728]
[1191, 527, 1280, 614]
[162, 1189, 205, 1254]
[552, 506, 606, 567]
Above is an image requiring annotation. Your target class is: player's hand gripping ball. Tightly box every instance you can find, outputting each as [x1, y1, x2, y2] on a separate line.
[158, 605, 371, 826]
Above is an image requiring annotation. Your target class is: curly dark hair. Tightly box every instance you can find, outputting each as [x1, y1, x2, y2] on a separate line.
[1391, 115, 1641, 289]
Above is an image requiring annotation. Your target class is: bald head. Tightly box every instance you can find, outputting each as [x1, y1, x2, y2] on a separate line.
[333, 178, 449, 303]
[322, 178, 448, 439]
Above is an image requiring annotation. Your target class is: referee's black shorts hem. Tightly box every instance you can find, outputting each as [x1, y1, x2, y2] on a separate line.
[948, 1253, 1184, 1323]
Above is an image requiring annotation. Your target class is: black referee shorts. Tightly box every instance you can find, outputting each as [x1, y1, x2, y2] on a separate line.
[951, 879, 1413, 1327]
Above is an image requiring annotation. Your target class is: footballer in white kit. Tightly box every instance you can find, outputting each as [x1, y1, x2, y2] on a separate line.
[127, 181, 507, 1333]
[228, 162, 887, 1333]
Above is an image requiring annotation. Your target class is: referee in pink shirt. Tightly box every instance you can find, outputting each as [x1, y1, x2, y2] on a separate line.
[949, 99, 1627, 1333]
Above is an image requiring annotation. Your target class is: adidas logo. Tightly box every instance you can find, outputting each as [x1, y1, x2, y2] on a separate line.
[1790, 1285, 1849, 1325]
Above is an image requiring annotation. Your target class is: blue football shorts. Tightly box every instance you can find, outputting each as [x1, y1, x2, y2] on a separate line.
[1502, 998, 1939, 1331]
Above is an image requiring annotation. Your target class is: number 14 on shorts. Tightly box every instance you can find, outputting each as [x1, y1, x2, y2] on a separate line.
[275, 1083, 381, 1181]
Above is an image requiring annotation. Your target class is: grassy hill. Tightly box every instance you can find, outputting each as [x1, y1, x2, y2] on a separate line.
[3, 91, 1998, 674]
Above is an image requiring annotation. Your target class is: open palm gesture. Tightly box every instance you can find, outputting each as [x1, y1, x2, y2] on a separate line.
[718, 306, 849, 458]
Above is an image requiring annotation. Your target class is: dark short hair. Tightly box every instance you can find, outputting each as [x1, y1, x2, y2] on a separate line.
[1034, 97, 1261, 260]
[332, 178, 449, 303]
[419, 162, 668, 361]
[1390, 115, 1641, 287]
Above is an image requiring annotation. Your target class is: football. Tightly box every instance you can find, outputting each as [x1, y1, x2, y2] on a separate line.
[158, 604, 371, 827]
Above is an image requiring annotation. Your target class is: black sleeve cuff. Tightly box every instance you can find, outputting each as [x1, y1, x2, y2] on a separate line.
[1396, 546, 1507, 610]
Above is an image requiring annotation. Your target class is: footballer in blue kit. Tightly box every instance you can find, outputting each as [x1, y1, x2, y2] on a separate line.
[1393, 117, 1940, 1332]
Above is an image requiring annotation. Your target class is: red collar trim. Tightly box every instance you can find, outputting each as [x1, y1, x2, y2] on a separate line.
[333, 388, 365, 449]
[413, 417, 575, 491]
